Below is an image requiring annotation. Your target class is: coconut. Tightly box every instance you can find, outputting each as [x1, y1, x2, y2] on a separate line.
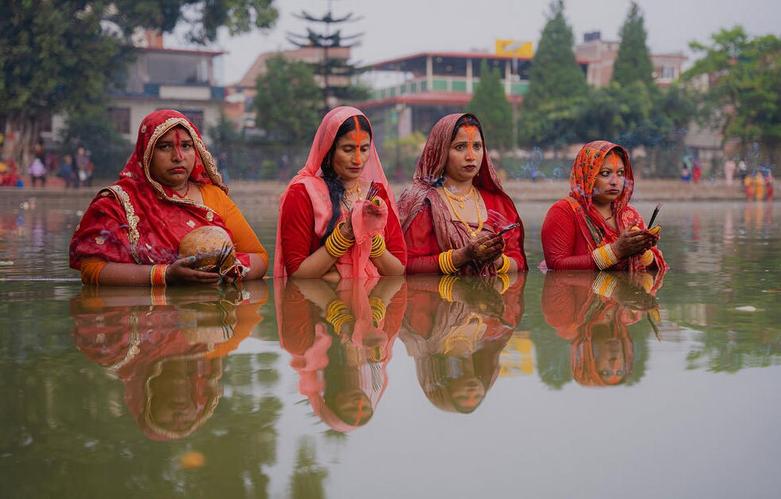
[178, 226, 236, 273]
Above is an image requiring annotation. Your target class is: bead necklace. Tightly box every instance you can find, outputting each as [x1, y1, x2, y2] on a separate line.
[441, 186, 484, 237]
[172, 181, 190, 199]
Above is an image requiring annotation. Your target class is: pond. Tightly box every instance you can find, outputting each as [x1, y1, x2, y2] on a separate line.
[1, 193, 780, 499]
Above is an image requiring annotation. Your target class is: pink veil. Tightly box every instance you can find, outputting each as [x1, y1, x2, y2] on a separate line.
[273, 106, 399, 278]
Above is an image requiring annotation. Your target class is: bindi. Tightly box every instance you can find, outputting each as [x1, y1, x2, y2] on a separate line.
[349, 116, 369, 163]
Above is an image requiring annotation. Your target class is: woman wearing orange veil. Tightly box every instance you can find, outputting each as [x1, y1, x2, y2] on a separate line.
[276, 278, 406, 432]
[541, 271, 662, 387]
[72, 282, 267, 440]
[398, 113, 527, 276]
[275, 107, 406, 280]
[70, 109, 267, 285]
[401, 274, 525, 413]
[541, 140, 667, 272]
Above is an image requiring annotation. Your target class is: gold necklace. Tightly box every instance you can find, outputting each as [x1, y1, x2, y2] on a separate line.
[342, 182, 361, 209]
[442, 186, 483, 237]
[442, 184, 473, 209]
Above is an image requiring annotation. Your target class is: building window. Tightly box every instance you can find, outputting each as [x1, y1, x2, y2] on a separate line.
[659, 66, 676, 80]
[108, 107, 131, 134]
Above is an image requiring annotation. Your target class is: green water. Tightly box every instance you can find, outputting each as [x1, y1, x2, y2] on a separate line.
[1, 193, 780, 499]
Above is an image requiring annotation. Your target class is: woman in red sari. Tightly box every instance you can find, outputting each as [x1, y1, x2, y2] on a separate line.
[541, 140, 667, 271]
[70, 109, 267, 286]
[398, 113, 527, 276]
[275, 106, 405, 280]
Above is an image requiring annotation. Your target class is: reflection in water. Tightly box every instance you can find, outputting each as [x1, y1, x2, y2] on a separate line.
[71, 282, 268, 440]
[541, 271, 663, 387]
[402, 274, 525, 413]
[277, 278, 406, 432]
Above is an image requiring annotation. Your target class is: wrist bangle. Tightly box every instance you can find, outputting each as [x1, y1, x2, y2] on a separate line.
[325, 224, 354, 258]
[592, 243, 619, 270]
[370, 234, 386, 258]
[150, 264, 168, 287]
[438, 249, 457, 274]
[497, 254, 511, 274]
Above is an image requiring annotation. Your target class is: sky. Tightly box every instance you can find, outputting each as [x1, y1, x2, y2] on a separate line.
[166, 0, 781, 85]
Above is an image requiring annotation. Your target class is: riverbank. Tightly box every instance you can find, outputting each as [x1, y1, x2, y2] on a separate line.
[1, 179, 771, 206]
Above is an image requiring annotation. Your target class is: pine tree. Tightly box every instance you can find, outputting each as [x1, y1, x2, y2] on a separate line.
[613, 2, 655, 87]
[467, 61, 514, 150]
[518, 0, 587, 148]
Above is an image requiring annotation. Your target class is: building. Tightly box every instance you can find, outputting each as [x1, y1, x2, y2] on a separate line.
[357, 50, 545, 151]
[575, 31, 686, 87]
[105, 32, 225, 142]
[225, 46, 352, 130]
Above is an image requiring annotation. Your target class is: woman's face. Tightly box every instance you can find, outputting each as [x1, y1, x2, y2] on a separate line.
[445, 125, 484, 183]
[591, 324, 627, 384]
[449, 376, 486, 412]
[149, 126, 196, 188]
[592, 152, 626, 206]
[331, 122, 371, 183]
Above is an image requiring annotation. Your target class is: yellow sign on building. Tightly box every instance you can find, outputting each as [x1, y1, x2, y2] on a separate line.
[495, 39, 534, 58]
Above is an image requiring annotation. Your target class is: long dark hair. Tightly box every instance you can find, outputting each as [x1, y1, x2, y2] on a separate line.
[321, 115, 373, 239]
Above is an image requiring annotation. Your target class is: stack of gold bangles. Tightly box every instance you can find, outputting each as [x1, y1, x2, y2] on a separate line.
[150, 264, 168, 287]
[592, 243, 619, 270]
[325, 222, 355, 258]
[438, 249, 458, 274]
[326, 299, 354, 333]
[370, 234, 386, 258]
[437, 274, 458, 301]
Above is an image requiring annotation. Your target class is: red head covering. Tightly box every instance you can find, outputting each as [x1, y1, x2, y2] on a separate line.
[397, 113, 526, 274]
[69, 109, 234, 268]
[273, 106, 398, 278]
[566, 140, 668, 272]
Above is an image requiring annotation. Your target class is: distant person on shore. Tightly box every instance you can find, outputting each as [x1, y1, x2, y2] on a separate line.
[29, 138, 47, 187]
[69, 109, 268, 286]
[398, 113, 527, 276]
[541, 140, 667, 272]
[275, 106, 406, 280]
[692, 158, 703, 183]
[0, 157, 21, 187]
[723, 158, 736, 185]
[737, 159, 748, 182]
[75, 145, 94, 187]
[680, 162, 691, 182]
[58, 153, 77, 188]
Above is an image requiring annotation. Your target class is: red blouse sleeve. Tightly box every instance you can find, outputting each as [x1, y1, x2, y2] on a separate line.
[541, 201, 597, 271]
[279, 184, 318, 276]
[403, 202, 443, 274]
[377, 185, 407, 265]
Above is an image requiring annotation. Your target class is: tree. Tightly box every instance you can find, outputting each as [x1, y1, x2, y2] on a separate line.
[254, 55, 323, 145]
[467, 61, 514, 151]
[0, 1, 278, 167]
[518, 0, 588, 149]
[612, 2, 655, 87]
[684, 27, 781, 163]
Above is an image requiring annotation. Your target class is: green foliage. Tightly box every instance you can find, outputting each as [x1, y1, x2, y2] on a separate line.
[613, 2, 654, 87]
[254, 55, 323, 145]
[467, 60, 514, 150]
[59, 109, 132, 179]
[684, 27, 781, 161]
[519, 0, 587, 148]
[382, 131, 426, 181]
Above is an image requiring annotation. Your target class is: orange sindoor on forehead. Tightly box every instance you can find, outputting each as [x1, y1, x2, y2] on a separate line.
[349, 116, 370, 164]
[462, 125, 479, 156]
[605, 152, 624, 170]
[172, 128, 187, 159]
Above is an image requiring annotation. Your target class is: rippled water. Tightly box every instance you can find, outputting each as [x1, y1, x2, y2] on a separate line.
[1, 192, 780, 499]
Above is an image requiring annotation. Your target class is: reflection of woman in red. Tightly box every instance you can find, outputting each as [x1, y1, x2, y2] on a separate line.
[541, 271, 661, 386]
[72, 283, 267, 440]
[401, 274, 525, 413]
[277, 278, 406, 432]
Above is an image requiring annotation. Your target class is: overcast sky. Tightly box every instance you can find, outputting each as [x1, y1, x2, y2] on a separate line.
[167, 0, 780, 84]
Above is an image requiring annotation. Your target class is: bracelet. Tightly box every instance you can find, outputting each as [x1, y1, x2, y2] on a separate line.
[325, 222, 355, 258]
[150, 264, 168, 287]
[592, 243, 619, 270]
[370, 234, 386, 258]
[639, 249, 655, 267]
[438, 249, 458, 274]
[438, 275, 458, 302]
[497, 254, 511, 274]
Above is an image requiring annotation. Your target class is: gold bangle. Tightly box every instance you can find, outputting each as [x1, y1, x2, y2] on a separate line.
[438, 275, 458, 302]
[333, 222, 355, 246]
[639, 249, 654, 267]
[325, 231, 350, 258]
[592, 244, 619, 270]
[370, 235, 386, 258]
[438, 250, 457, 274]
[497, 254, 511, 274]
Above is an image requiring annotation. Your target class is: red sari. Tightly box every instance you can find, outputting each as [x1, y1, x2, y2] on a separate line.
[274, 106, 406, 278]
[398, 113, 527, 275]
[541, 140, 667, 272]
[69, 109, 264, 281]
